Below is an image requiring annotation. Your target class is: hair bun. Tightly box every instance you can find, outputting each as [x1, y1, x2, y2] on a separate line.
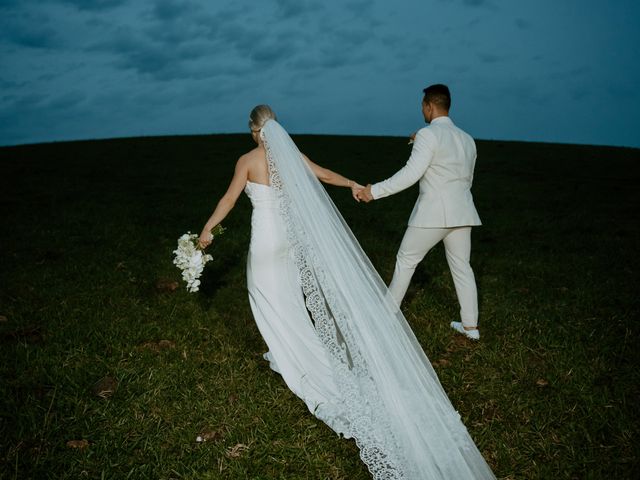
[249, 105, 277, 131]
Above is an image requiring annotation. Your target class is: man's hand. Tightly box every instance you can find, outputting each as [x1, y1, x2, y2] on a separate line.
[357, 184, 374, 203]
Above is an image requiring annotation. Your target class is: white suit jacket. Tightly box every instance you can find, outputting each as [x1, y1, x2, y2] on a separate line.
[371, 116, 481, 228]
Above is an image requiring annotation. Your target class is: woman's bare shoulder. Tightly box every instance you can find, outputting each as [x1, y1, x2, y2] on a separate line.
[239, 146, 266, 162]
[236, 147, 267, 181]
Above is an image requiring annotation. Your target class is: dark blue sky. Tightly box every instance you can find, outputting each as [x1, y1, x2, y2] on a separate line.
[1, 0, 639, 147]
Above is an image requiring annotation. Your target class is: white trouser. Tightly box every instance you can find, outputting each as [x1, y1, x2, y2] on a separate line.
[389, 226, 478, 327]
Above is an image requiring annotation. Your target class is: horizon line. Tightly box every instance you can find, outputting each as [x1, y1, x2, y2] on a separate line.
[1, 132, 638, 151]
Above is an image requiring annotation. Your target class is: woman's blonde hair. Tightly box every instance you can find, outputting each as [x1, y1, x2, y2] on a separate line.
[248, 105, 277, 132]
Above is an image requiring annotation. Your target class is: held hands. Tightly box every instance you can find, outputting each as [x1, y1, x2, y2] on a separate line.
[356, 184, 374, 203]
[349, 181, 373, 203]
[350, 181, 365, 202]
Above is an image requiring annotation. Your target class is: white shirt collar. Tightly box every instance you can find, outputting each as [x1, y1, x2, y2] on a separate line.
[430, 116, 453, 125]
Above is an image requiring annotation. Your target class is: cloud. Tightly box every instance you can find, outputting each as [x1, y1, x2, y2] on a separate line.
[0, 12, 60, 49]
[0, 77, 27, 89]
[87, 20, 223, 81]
[2, 93, 47, 110]
[0, 93, 49, 143]
[60, 0, 128, 10]
[466, 17, 481, 27]
[287, 24, 375, 71]
[214, 20, 305, 69]
[291, 45, 373, 71]
[0, 0, 19, 8]
[81, 1, 309, 81]
[152, 0, 200, 21]
[275, 0, 323, 19]
[438, 0, 491, 7]
[477, 52, 502, 63]
[548, 65, 591, 80]
[570, 88, 590, 101]
[144, 10, 222, 47]
[47, 90, 86, 110]
[114, 47, 188, 80]
[332, 27, 370, 48]
[250, 41, 296, 65]
[344, 0, 371, 15]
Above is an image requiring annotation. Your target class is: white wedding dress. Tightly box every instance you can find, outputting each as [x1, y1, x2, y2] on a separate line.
[241, 120, 495, 479]
[245, 179, 350, 436]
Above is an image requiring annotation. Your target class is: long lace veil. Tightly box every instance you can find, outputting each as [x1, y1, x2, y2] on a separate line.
[260, 119, 495, 480]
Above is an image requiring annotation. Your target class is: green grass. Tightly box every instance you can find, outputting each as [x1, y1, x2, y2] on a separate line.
[0, 134, 638, 479]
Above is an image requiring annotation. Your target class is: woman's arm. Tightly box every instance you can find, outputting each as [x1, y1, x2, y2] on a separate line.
[302, 154, 364, 201]
[198, 156, 250, 248]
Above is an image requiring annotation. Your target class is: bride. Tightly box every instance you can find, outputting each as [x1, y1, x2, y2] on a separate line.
[198, 105, 495, 479]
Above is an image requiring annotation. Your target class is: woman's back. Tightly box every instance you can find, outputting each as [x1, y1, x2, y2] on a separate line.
[244, 146, 270, 186]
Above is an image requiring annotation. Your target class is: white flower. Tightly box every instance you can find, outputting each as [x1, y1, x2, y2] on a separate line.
[172, 231, 213, 293]
[172, 226, 225, 293]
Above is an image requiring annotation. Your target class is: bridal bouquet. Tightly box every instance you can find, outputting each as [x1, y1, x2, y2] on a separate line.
[172, 225, 225, 293]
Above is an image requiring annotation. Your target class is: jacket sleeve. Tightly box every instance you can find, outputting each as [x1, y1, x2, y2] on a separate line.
[370, 128, 436, 200]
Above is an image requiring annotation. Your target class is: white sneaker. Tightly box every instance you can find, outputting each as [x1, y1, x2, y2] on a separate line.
[450, 321, 480, 340]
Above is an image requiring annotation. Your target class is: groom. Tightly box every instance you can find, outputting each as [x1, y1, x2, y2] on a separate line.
[357, 84, 482, 340]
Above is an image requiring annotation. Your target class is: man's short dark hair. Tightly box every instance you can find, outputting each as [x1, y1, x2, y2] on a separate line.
[422, 84, 451, 111]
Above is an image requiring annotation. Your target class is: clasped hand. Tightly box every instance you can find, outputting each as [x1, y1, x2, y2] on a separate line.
[353, 184, 374, 203]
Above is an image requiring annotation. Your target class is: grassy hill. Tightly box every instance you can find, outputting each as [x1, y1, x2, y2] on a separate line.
[1, 134, 638, 479]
